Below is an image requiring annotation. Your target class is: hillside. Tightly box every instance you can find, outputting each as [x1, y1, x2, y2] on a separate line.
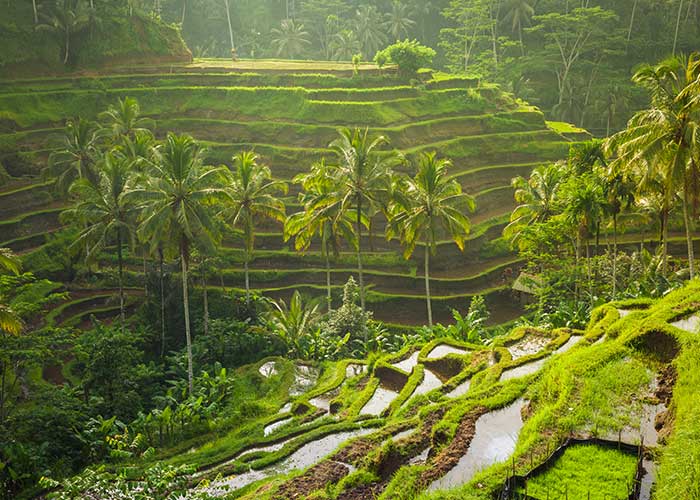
[0, 60, 588, 327]
[66, 280, 700, 499]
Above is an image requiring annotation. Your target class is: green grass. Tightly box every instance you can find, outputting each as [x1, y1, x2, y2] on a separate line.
[518, 444, 638, 499]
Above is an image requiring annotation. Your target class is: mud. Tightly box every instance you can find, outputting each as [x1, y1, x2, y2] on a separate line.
[423, 356, 465, 381]
[374, 366, 409, 393]
[273, 460, 350, 499]
[632, 330, 680, 363]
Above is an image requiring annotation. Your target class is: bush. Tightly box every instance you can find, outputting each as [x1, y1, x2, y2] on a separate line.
[375, 40, 436, 77]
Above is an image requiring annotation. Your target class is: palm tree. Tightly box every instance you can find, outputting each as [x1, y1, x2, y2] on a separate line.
[0, 249, 22, 336]
[387, 152, 475, 327]
[384, 1, 416, 41]
[607, 54, 700, 278]
[504, 162, 565, 247]
[63, 151, 135, 329]
[46, 118, 104, 193]
[501, 0, 534, 55]
[330, 29, 362, 61]
[285, 161, 358, 312]
[222, 151, 287, 307]
[355, 5, 387, 58]
[329, 128, 402, 313]
[130, 134, 228, 395]
[36, 0, 91, 65]
[268, 291, 321, 358]
[271, 19, 311, 59]
[99, 97, 153, 144]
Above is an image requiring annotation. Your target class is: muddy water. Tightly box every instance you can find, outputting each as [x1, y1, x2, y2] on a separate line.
[309, 388, 340, 412]
[507, 336, 551, 360]
[429, 399, 526, 492]
[392, 428, 415, 442]
[409, 447, 431, 465]
[392, 351, 420, 373]
[361, 386, 399, 416]
[412, 369, 443, 398]
[500, 358, 547, 382]
[264, 417, 292, 437]
[427, 344, 469, 359]
[446, 379, 471, 398]
[670, 314, 700, 333]
[207, 428, 375, 496]
[554, 335, 583, 355]
[290, 365, 319, 397]
[640, 459, 656, 500]
[259, 361, 278, 377]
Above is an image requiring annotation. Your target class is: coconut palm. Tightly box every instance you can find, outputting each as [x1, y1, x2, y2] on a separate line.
[384, 1, 416, 41]
[130, 133, 228, 395]
[355, 5, 387, 58]
[222, 151, 287, 307]
[504, 162, 566, 246]
[330, 29, 362, 61]
[271, 19, 311, 59]
[46, 118, 104, 193]
[285, 161, 358, 312]
[607, 54, 700, 278]
[36, 0, 91, 65]
[387, 152, 475, 327]
[63, 151, 135, 329]
[99, 97, 154, 144]
[0, 249, 22, 336]
[329, 128, 402, 313]
[501, 0, 534, 55]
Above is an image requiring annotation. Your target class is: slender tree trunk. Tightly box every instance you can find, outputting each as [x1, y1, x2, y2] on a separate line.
[683, 194, 696, 279]
[612, 214, 618, 299]
[202, 269, 209, 336]
[143, 251, 148, 299]
[324, 242, 332, 313]
[159, 248, 166, 358]
[181, 0, 186, 25]
[32, 0, 38, 24]
[674, 0, 684, 55]
[64, 28, 70, 65]
[518, 24, 524, 56]
[0, 359, 6, 426]
[180, 248, 194, 396]
[224, 0, 235, 51]
[586, 237, 593, 308]
[244, 246, 251, 307]
[662, 207, 669, 276]
[117, 229, 125, 332]
[627, 0, 638, 43]
[424, 245, 433, 327]
[356, 198, 366, 313]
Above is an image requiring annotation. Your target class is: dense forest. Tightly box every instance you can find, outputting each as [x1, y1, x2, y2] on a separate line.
[2, 1, 700, 499]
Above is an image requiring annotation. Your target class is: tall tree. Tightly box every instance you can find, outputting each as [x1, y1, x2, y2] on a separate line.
[387, 152, 475, 327]
[222, 151, 287, 307]
[329, 128, 401, 313]
[384, 1, 416, 41]
[36, 0, 91, 65]
[285, 161, 358, 312]
[130, 134, 228, 395]
[64, 152, 135, 329]
[501, 0, 534, 55]
[271, 19, 311, 58]
[99, 97, 153, 144]
[46, 118, 103, 193]
[0, 249, 22, 336]
[354, 4, 387, 57]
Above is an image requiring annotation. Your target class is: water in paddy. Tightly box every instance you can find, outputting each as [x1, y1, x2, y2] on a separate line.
[392, 351, 420, 373]
[264, 418, 292, 437]
[410, 447, 431, 465]
[392, 428, 415, 442]
[346, 363, 366, 378]
[309, 388, 340, 412]
[640, 459, 656, 500]
[278, 402, 292, 414]
[207, 428, 375, 496]
[506, 336, 551, 360]
[426, 344, 469, 359]
[500, 358, 547, 382]
[289, 365, 319, 397]
[446, 379, 471, 398]
[259, 361, 278, 377]
[412, 369, 443, 397]
[670, 314, 700, 333]
[429, 398, 526, 492]
[555, 335, 583, 354]
[361, 386, 399, 416]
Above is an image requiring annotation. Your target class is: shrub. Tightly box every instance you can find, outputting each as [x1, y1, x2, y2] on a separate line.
[375, 40, 436, 77]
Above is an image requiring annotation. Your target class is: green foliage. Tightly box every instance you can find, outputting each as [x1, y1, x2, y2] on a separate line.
[375, 40, 436, 77]
[321, 277, 370, 349]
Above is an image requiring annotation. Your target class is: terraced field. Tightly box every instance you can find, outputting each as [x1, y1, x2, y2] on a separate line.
[0, 60, 587, 325]
[141, 281, 700, 500]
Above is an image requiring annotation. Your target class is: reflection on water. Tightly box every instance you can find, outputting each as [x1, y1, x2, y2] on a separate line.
[361, 386, 399, 416]
[427, 344, 469, 359]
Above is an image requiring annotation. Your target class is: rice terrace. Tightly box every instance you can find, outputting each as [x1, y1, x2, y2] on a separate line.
[1, 1, 700, 499]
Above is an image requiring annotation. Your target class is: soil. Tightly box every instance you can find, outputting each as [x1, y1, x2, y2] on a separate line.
[336, 481, 387, 500]
[633, 330, 680, 363]
[273, 461, 350, 499]
[375, 366, 409, 393]
[418, 408, 486, 487]
[653, 365, 677, 444]
[424, 357, 465, 382]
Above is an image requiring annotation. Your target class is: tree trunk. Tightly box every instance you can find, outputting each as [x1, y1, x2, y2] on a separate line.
[518, 24, 524, 56]
[117, 229, 125, 331]
[356, 199, 366, 313]
[244, 246, 251, 307]
[202, 270, 209, 336]
[181, 0, 187, 25]
[180, 248, 194, 396]
[424, 245, 433, 327]
[673, 0, 684, 54]
[224, 0, 235, 50]
[159, 248, 166, 358]
[627, 0, 638, 43]
[32, 0, 38, 24]
[683, 194, 696, 279]
[612, 214, 618, 299]
[662, 207, 669, 276]
[324, 242, 332, 313]
[586, 237, 593, 308]
[64, 27, 70, 65]
[143, 251, 148, 299]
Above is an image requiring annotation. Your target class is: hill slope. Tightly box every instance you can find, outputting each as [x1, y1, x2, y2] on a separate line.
[0, 60, 586, 326]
